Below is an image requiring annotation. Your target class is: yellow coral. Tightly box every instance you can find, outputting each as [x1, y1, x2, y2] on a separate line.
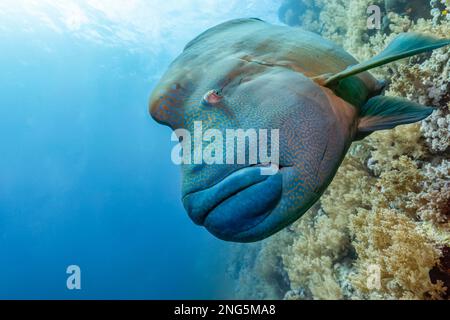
[349, 208, 446, 299]
[370, 156, 424, 216]
[281, 212, 345, 300]
[281, 155, 371, 300]
[366, 124, 426, 175]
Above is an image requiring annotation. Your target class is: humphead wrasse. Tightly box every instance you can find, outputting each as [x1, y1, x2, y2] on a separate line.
[149, 18, 449, 242]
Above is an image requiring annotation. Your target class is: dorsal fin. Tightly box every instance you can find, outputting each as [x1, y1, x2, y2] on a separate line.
[317, 33, 450, 87]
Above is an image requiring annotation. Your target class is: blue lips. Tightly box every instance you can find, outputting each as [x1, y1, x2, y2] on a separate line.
[182, 166, 282, 240]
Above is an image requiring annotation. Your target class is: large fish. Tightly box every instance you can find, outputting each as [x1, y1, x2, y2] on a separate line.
[149, 18, 449, 242]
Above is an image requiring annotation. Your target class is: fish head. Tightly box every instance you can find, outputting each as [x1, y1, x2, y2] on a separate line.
[149, 24, 354, 242]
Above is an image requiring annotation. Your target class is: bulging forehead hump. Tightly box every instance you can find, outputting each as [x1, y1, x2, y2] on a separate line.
[173, 18, 363, 81]
[149, 18, 376, 122]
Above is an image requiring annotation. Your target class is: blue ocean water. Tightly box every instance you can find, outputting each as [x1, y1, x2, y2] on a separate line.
[0, 1, 278, 299]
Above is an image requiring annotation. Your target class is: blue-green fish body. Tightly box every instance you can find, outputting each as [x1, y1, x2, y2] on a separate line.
[150, 19, 449, 242]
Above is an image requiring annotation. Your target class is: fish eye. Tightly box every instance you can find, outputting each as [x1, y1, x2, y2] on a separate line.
[202, 89, 223, 106]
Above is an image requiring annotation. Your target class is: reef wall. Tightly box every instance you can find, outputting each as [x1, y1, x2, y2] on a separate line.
[229, 0, 450, 300]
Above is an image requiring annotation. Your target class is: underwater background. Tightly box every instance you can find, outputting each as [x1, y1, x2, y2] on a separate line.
[0, 0, 277, 299]
[1, 0, 449, 300]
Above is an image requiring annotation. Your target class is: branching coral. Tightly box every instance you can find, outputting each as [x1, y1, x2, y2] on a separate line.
[417, 160, 450, 225]
[366, 124, 426, 175]
[280, 156, 372, 300]
[281, 208, 348, 300]
[349, 208, 446, 299]
[421, 107, 450, 153]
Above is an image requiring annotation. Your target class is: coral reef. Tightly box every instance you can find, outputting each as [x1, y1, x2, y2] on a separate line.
[349, 208, 445, 299]
[229, 0, 450, 300]
[385, 0, 431, 20]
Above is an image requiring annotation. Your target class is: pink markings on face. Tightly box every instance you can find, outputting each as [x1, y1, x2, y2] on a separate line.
[203, 90, 223, 105]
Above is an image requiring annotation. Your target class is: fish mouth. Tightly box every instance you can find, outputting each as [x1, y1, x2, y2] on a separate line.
[182, 164, 284, 240]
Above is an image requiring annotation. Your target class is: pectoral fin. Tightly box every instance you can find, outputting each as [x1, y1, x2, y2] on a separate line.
[355, 96, 434, 140]
[320, 33, 450, 87]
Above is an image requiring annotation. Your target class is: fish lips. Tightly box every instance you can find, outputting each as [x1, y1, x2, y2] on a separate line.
[182, 165, 283, 241]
